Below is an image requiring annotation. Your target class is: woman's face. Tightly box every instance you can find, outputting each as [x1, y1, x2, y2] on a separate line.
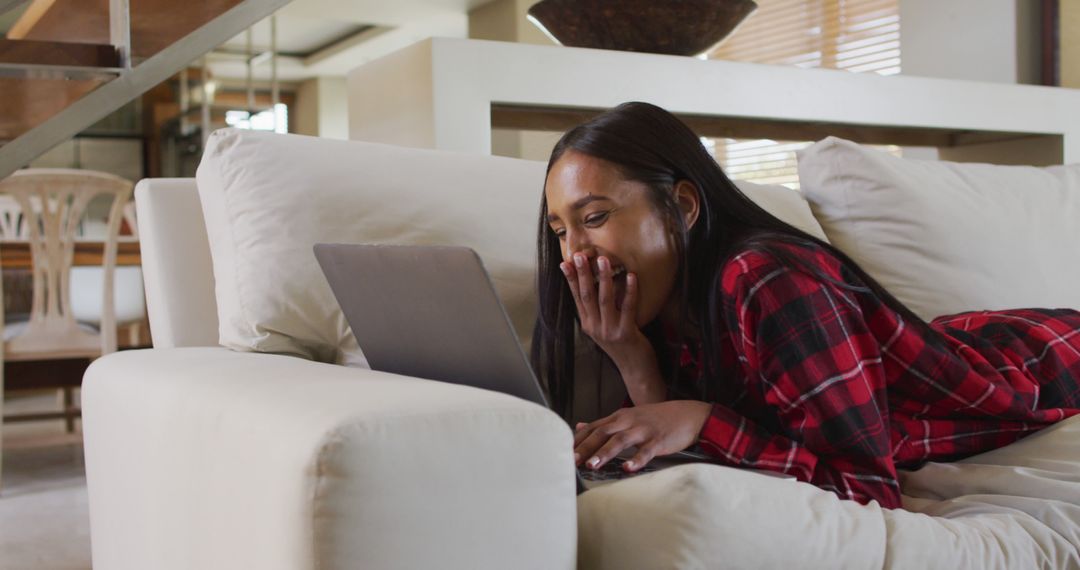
[544, 151, 687, 328]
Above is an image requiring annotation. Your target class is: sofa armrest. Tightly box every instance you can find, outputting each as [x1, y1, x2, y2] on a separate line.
[83, 348, 576, 570]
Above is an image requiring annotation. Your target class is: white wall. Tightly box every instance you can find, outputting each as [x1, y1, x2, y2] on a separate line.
[900, 0, 1040, 84]
[898, 0, 1044, 159]
[348, 38, 1080, 164]
[475, 0, 1050, 162]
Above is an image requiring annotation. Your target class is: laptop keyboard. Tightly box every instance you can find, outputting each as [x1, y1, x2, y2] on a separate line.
[579, 457, 661, 482]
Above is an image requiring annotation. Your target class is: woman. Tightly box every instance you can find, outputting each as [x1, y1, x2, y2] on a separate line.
[531, 101, 1080, 509]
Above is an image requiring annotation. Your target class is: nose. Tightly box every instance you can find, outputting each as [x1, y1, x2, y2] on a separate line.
[563, 229, 595, 261]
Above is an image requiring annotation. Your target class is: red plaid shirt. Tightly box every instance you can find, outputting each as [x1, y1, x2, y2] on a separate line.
[679, 241, 1080, 509]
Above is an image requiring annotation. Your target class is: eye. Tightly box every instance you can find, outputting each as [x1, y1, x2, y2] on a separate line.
[551, 227, 566, 240]
[584, 211, 611, 226]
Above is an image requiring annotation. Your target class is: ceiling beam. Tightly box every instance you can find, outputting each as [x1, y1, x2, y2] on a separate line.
[303, 25, 393, 67]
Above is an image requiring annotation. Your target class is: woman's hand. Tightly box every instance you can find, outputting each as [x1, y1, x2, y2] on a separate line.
[562, 253, 665, 404]
[574, 400, 713, 472]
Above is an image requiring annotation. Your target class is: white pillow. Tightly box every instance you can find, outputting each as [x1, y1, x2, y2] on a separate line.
[734, 180, 830, 243]
[797, 137, 1080, 320]
[195, 128, 831, 366]
[196, 129, 547, 364]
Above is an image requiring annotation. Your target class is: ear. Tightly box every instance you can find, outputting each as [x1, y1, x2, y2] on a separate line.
[672, 180, 700, 231]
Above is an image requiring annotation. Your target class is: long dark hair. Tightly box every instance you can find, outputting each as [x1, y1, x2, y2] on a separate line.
[531, 102, 940, 420]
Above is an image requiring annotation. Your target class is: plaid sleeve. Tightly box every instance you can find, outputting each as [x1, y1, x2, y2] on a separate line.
[698, 250, 901, 508]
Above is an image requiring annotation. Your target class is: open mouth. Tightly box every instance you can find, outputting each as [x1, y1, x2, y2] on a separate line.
[593, 263, 629, 310]
[591, 263, 628, 283]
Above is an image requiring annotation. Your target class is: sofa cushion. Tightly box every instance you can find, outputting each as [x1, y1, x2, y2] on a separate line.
[577, 464, 887, 569]
[196, 129, 828, 364]
[197, 129, 547, 364]
[797, 137, 1080, 320]
[577, 415, 1080, 570]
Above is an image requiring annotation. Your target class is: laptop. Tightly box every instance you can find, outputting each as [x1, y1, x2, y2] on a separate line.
[313, 243, 792, 493]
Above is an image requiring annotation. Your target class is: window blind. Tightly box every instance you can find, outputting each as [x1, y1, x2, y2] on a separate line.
[706, 0, 901, 188]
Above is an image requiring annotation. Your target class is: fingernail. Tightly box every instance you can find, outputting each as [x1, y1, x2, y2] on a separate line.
[587, 456, 599, 468]
[574, 254, 584, 267]
[559, 263, 569, 275]
[624, 460, 636, 470]
[598, 257, 609, 272]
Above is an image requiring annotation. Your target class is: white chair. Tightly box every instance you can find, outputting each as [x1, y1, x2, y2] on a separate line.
[70, 200, 146, 348]
[0, 196, 24, 238]
[0, 168, 133, 491]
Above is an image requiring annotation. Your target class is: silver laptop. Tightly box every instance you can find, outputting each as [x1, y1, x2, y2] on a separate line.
[313, 243, 792, 492]
[314, 243, 547, 406]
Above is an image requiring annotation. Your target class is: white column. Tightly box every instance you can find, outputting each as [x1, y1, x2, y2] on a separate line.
[467, 0, 562, 160]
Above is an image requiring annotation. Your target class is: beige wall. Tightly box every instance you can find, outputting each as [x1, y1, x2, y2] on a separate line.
[293, 76, 349, 140]
[31, 138, 143, 182]
[293, 78, 320, 137]
[316, 77, 348, 140]
[468, 0, 552, 46]
[1064, 0, 1080, 88]
[1014, 0, 1041, 85]
[468, 0, 516, 42]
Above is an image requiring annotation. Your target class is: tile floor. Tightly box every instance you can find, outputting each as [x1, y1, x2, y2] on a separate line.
[0, 392, 91, 570]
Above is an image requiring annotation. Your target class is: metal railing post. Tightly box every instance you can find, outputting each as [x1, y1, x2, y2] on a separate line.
[202, 57, 211, 147]
[245, 27, 255, 113]
[109, 0, 132, 69]
[0, 0, 293, 179]
[271, 14, 279, 131]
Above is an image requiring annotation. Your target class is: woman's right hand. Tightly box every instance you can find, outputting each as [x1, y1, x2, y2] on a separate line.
[561, 253, 666, 404]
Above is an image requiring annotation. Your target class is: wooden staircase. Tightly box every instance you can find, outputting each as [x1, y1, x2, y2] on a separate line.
[0, 0, 293, 179]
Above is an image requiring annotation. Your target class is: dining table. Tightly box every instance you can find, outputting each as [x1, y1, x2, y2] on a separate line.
[0, 238, 141, 269]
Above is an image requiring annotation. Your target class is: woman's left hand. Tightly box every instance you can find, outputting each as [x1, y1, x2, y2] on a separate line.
[574, 400, 713, 472]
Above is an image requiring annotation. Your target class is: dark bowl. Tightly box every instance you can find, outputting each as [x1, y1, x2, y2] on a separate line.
[527, 0, 758, 56]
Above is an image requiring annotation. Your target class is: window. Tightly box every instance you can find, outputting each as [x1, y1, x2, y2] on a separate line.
[225, 103, 288, 134]
[706, 0, 900, 188]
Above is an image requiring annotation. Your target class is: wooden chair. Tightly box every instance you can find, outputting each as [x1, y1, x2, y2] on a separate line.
[0, 168, 133, 491]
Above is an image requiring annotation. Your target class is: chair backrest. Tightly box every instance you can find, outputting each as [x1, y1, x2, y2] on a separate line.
[0, 168, 133, 357]
[0, 195, 25, 238]
[122, 200, 138, 238]
[134, 178, 218, 348]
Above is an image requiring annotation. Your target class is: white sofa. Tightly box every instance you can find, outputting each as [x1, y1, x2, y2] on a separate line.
[83, 130, 1080, 569]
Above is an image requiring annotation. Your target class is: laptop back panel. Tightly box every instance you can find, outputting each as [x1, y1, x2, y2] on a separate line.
[314, 243, 548, 407]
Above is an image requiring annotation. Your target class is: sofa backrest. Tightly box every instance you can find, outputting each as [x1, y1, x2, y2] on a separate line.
[192, 128, 827, 368]
[798, 137, 1080, 319]
[134, 178, 219, 348]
